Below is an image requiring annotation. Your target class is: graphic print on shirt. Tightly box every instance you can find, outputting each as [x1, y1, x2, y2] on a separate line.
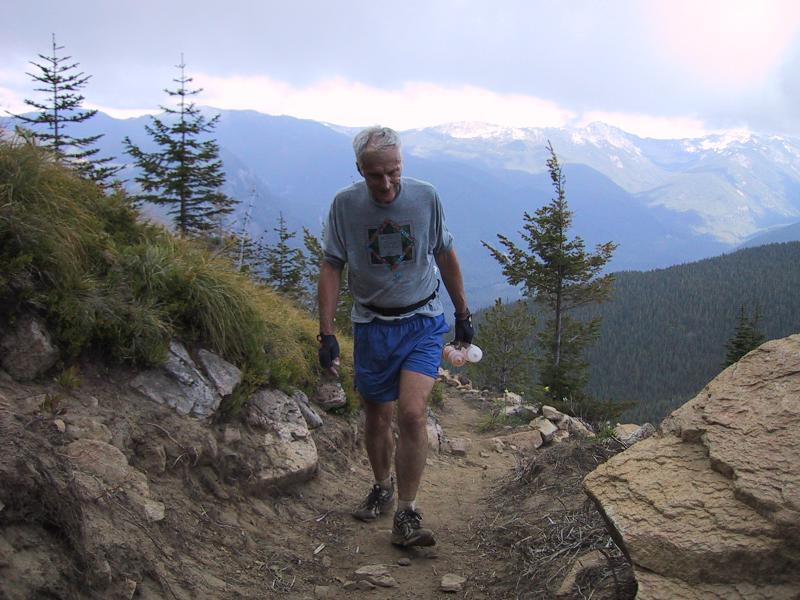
[366, 219, 415, 271]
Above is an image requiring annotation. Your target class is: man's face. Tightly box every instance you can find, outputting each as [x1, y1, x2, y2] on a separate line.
[357, 146, 402, 204]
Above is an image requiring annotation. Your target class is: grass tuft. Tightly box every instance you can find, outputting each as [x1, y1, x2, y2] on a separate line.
[0, 135, 358, 414]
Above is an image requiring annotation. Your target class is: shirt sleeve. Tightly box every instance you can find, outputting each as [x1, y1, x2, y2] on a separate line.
[431, 189, 454, 254]
[322, 197, 347, 268]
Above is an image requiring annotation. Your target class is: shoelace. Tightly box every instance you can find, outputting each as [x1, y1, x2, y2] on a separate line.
[396, 509, 423, 530]
[363, 484, 385, 509]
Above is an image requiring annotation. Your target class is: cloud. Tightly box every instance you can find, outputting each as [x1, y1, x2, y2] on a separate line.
[192, 73, 576, 130]
[575, 111, 716, 139]
[643, 0, 800, 88]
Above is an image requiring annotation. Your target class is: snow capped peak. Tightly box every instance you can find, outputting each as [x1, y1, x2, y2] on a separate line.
[432, 121, 532, 141]
[683, 129, 754, 153]
[570, 122, 638, 151]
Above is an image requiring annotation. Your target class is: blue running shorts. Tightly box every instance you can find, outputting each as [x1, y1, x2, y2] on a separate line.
[353, 313, 450, 403]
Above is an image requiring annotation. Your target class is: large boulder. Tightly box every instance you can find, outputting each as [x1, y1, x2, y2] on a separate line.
[0, 316, 59, 381]
[130, 341, 221, 418]
[245, 388, 318, 491]
[584, 334, 800, 598]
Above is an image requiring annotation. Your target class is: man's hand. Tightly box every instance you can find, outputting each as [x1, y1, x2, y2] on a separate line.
[318, 334, 340, 377]
[453, 311, 474, 348]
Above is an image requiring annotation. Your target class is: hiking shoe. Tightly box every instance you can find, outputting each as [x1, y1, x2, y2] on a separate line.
[391, 508, 436, 547]
[352, 481, 395, 522]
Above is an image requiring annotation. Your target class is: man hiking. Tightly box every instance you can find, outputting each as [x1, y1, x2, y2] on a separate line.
[317, 126, 473, 547]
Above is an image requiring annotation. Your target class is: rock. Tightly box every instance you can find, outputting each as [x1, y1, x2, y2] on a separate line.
[196, 349, 242, 397]
[503, 390, 523, 405]
[613, 423, 640, 440]
[555, 550, 606, 598]
[584, 334, 800, 597]
[426, 411, 443, 453]
[314, 585, 332, 598]
[448, 437, 470, 456]
[356, 579, 376, 590]
[342, 580, 357, 591]
[353, 564, 397, 588]
[491, 438, 506, 453]
[623, 422, 656, 445]
[130, 341, 222, 418]
[64, 415, 113, 443]
[500, 430, 543, 453]
[143, 499, 166, 522]
[397, 557, 411, 566]
[66, 439, 158, 521]
[440, 573, 466, 592]
[246, 388, 318, 491]
[0, 316, 59, 381]
[529, 417, 558, 442]
[552, 429, 570, 443]
[542, 405, 565, 421]
[53, 418, 66, 433]
[503, 404, 538, 420]
[566, 417, 595, 437]
[292, 390, 323, 429]
[313, 381, 347, 410]
[479, 450, 490, 458]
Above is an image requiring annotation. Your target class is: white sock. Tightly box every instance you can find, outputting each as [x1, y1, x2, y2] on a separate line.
[397, 499, 416, 512]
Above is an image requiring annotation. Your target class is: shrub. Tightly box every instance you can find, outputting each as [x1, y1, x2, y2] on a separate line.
[0, 136, 358, 414]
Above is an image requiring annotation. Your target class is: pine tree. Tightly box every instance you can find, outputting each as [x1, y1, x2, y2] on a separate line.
[302, 226, 353, 332]
[124, 58, 237, 236]
[468, 298, 537, 394]
[263, 213, 305, 297]
[724, 304, 766, 366]
[12, 33, 120, 184]
[483, 142, 617, 403]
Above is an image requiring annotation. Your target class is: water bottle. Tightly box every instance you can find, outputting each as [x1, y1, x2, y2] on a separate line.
[443, 344, 466, 367]
[466, 344, 483, 363]
[443, 344, 482, 367]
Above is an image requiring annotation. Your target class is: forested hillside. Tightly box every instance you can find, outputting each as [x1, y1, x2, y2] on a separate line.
[584, 242, 800, 422]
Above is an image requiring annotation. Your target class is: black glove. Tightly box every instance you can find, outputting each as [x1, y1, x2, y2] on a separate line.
[453, 311, 474, 346]
[317, 334, 340, 370]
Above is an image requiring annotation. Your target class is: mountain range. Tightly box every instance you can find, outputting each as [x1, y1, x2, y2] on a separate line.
[3, 109, 800, 308]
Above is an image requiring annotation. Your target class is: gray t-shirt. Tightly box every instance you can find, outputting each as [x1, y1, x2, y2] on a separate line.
[323, 177, 454, 323]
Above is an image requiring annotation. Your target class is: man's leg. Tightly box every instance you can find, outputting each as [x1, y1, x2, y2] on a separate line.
[391, 369, 437, 547]
[363, 398, 395, 484]
[352, 398, 396, 521]
[395, 370, 435, 502]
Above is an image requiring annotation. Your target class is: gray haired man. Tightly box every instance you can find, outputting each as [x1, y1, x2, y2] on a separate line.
[317, 126, 473, 547]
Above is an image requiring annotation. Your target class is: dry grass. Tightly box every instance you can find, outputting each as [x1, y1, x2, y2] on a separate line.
[471, 439, 636, 599]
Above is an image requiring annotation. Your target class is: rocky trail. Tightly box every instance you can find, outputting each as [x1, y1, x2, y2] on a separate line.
[310, 386, 518, 599]
[0, 362, 532, 600]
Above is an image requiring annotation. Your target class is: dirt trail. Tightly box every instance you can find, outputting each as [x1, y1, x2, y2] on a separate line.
[312, 387, 518, 599]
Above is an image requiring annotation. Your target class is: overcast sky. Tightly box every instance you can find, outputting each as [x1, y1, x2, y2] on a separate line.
[3, 0, 800, 139]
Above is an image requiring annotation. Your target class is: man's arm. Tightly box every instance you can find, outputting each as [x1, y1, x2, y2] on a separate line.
[435, 248, 468, 316]
[319, 260, 343, 336]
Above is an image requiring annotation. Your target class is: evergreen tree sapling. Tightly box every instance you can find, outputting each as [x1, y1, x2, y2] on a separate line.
[12, 33, 120, 184]
[124, 58, 237, 236]
[262, 213, 305, 296]
[468, 298, 536, 394]
[482, 142, 617, 403]
[302, 226, 353, 332]
[724, 304, 766, 366]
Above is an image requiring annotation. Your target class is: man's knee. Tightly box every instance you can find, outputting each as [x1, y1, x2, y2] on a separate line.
[364, 401, 394, 434]
[396, 406, 426, 436]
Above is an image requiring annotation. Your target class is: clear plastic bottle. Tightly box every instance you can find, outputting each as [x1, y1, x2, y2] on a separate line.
[443, 343, 483, 367]
[443, 344, 466, 367]
[466, 344, 483, 363]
